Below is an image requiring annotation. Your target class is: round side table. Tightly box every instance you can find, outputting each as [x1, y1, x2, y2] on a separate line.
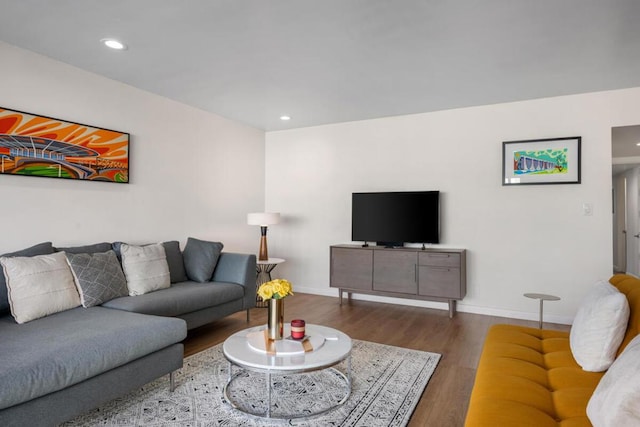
[524, 293, 560, 329]
[256, 258, 285, 308]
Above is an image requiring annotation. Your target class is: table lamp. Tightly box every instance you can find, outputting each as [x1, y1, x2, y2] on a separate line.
[247, 212, 280, 261]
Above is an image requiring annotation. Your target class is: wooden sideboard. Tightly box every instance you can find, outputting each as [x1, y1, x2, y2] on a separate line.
[330, 244, 466, 317]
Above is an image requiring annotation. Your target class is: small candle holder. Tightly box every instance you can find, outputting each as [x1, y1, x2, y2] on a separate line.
[291, 319, 306, 340]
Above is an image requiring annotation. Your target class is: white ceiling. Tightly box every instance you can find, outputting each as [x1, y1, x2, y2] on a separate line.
[0, 1, 639, 131]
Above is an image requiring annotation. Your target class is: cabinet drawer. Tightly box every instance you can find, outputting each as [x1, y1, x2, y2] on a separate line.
[418, 266, 461, 298]
[419, 252, 460, 267]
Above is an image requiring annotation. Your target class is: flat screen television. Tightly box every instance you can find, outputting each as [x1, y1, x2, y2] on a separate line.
[352, 191, 440, 246]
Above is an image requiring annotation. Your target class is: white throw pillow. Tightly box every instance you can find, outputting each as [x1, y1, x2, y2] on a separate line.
[569, 280, 630, 372]
[120, 243, 170, 296]
[587, 334, 640, 427]
[0, 251, 80, 324]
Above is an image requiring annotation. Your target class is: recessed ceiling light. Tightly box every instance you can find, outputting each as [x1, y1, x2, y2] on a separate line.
[101, 38, 127, 50]
[636, 142, 640, 146]
[280, 115, 291, 121]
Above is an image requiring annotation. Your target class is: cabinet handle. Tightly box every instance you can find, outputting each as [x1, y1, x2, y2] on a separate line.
[415, 264, 418, 283]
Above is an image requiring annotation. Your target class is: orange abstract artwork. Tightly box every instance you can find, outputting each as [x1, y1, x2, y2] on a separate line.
[0, 107, 129, 183]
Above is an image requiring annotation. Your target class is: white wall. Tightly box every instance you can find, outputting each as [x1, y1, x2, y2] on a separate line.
[265, 87, 640, 324]
[0, 42, 265, 254]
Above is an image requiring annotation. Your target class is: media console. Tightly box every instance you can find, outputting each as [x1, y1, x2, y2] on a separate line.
[330, 244, 466, 317]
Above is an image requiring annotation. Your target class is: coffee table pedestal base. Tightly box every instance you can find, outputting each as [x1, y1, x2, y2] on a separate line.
[223, 358, 352, 419]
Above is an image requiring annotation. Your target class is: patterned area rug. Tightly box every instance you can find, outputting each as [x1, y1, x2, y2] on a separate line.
[63, 340, 440, 426]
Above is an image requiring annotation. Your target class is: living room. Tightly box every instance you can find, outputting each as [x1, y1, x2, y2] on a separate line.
[1, 2, 640, 426]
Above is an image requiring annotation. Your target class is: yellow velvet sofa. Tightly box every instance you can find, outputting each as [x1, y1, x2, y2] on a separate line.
[464, 274, 640, 426]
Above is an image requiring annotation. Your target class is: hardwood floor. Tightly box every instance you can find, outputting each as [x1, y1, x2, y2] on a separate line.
[184, 293, 569, 426]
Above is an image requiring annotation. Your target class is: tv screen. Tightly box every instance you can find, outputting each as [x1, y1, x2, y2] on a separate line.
[352, 191, 440, 245]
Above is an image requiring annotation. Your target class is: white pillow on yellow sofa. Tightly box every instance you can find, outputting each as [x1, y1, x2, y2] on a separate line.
[569, 280, 629, 372]
[120, 243, 170, 296]
[587, 334, 640, 426]
[0, 251, 80, 324]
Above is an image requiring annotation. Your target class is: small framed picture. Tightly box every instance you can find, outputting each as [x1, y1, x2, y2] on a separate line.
[502, 136, 581, 185]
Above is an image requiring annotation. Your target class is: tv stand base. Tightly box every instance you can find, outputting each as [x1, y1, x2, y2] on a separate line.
[338, 289, 458, 319]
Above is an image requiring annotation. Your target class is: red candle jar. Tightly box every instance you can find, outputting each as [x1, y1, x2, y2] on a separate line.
[291, 319, 306, 340]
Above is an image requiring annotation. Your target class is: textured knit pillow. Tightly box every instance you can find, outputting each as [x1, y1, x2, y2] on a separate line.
[0, 251, 80, 324]
[569, 280, 630, 372]
[183, 237, 224, 282]
[0, 242, 54, 314]
[587, 334, 640, 426]
[120, 243, 170, 296]
[65, 250, 128, 307]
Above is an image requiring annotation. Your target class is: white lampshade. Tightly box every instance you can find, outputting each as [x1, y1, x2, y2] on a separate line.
[247, 212, 280, 226]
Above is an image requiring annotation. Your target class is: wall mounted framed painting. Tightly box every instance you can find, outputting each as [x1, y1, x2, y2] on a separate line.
[502, 136, 581, 186]
[0, 107, 129, 183]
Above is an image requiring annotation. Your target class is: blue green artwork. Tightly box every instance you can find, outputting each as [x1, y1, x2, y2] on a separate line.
[513, 148, 567, 175]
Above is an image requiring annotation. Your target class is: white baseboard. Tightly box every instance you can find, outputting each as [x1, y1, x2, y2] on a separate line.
[294, 285, 573, 326]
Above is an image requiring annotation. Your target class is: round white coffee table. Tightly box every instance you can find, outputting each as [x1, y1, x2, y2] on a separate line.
[222, 324, 352, 419]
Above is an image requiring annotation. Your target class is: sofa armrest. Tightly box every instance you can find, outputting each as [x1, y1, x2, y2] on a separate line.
[212, 253, 257, 310]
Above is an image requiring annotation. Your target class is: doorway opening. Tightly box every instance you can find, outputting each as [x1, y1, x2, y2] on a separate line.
[612, 125, 640, 276]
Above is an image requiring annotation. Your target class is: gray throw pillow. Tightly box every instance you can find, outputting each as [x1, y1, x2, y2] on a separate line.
[0, 242, 54, 314]
[65, 250, 128, 307]
[183, 237, 224, 283]
[111, 241, 125, 261]
[163, 241, 188, 283]
[55, 242, 112, 254]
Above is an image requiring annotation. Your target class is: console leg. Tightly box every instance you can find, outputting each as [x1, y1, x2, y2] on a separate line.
[448, 300, 456, 318]
[170, 371, 176, 392]
[246, 309, 250, 322]
[339, 289, 343, 305]
[538, 299, 544, 329]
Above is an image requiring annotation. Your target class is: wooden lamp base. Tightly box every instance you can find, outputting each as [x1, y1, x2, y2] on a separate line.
[259, 226, 269, 261]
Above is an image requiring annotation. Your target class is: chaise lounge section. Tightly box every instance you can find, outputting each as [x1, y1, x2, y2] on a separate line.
[0, 307, 186, 426]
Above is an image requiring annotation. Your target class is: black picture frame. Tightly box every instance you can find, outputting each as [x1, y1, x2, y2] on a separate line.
[0, 106, 129, 183]
[502, 136, 581, 186]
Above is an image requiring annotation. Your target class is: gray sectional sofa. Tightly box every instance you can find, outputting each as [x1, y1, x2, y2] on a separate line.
[0, 239, 257, 427]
